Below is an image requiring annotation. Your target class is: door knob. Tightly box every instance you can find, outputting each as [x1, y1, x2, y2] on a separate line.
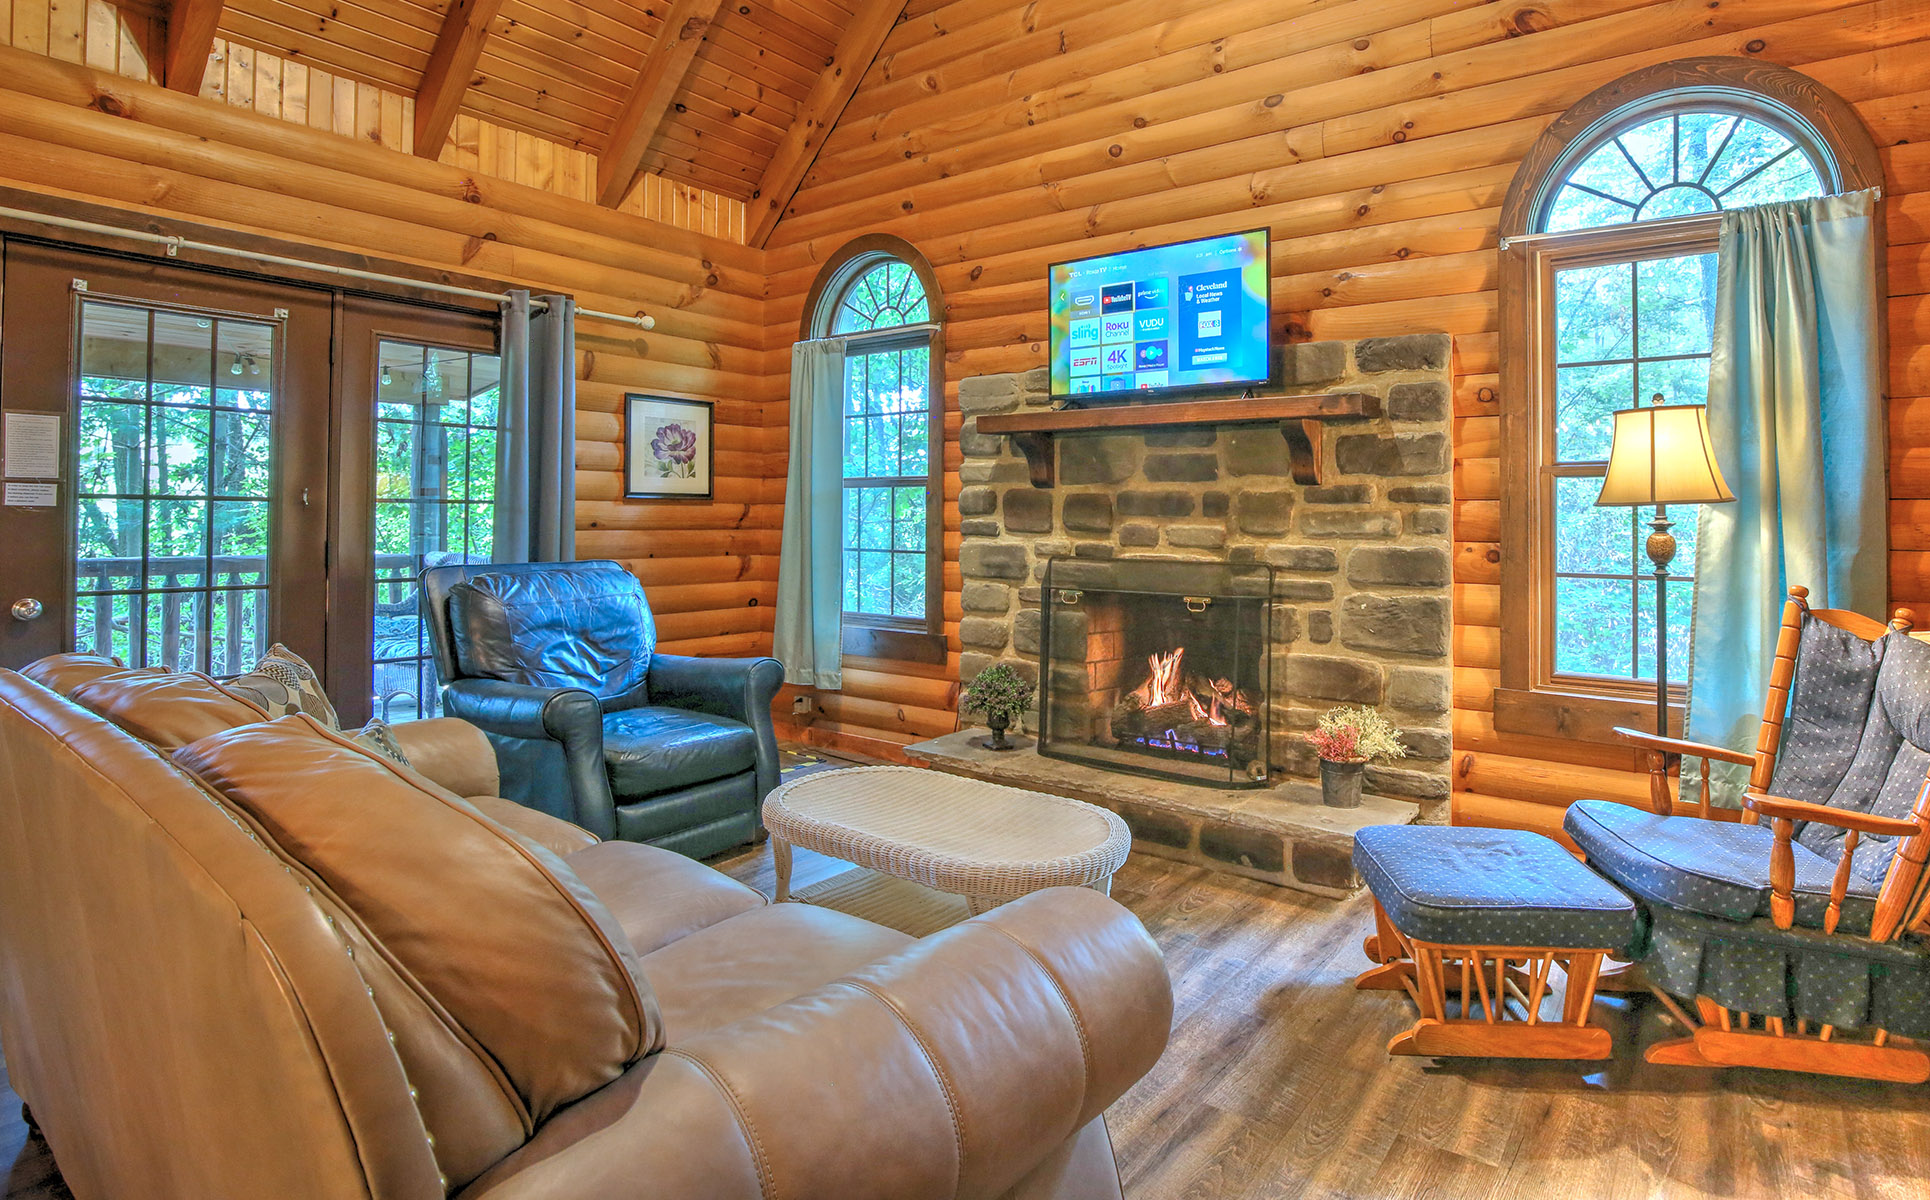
[10, 598, 43, 622]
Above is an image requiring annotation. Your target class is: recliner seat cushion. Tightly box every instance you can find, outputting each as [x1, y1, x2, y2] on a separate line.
[1564, 799, 1879, 936]
[603, 706, 758, 798]
[448, 563, 655, 701]
[172, 715, 664, 1122]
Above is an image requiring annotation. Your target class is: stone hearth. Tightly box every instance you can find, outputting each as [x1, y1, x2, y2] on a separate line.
[954, 333, 1455, 831]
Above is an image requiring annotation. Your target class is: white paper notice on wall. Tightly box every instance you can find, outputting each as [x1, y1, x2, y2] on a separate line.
[4, 482, 56, 508]
[4, 412, 62, 479]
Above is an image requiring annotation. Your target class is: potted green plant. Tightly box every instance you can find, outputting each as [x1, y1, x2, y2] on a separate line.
[1306, 706, 1406, 808]
[961, 662, 1036, 751]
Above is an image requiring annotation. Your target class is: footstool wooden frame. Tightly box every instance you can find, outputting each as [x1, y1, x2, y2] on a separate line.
[1352, 825, 1637, 1061]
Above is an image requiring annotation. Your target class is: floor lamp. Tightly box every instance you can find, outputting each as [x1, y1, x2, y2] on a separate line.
[1594, 400, 1735, 735]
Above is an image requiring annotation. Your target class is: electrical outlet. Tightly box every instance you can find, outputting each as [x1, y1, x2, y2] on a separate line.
[792, 695, 813, 716]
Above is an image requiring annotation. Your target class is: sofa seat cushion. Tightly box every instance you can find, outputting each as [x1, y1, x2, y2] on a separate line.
[566, 839, 765, 956]
[638, 903, 912, 1043]
[604, 706, 757, 798]
[1354, 824, 1638, 952]
[1563, 799, 1879, 936]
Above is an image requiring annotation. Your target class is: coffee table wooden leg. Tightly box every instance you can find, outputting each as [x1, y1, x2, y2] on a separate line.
[772, 837, 794, 903]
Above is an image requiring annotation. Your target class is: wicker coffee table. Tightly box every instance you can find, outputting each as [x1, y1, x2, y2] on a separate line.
[763, 765, 1132, 934]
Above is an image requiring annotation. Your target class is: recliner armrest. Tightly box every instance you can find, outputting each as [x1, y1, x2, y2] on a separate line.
[646, 655, 784, 726]
[459, 887, 1171, 1200]
[443, 678, 603, 744]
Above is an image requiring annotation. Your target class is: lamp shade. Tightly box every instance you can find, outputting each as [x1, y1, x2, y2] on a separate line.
[1594, 403, 1735, 507]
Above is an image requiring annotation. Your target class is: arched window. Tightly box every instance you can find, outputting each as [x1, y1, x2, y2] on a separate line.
[805, 238, 945, 650]
[1496, 59, 1882, 726]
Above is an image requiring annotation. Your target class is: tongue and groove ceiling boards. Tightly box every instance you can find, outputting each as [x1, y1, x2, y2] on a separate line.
[158, 0, 906, 213]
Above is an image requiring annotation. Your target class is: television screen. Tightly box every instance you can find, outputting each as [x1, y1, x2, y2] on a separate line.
[1048, 229, 1271, 399]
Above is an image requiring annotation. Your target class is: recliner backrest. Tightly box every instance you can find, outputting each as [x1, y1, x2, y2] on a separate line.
[1766, 612, 1889, 811]
[443, 562, 656, 701]
[1802, 632, 1930, 885]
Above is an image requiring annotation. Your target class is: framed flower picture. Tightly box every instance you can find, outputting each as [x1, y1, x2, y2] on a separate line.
[624, 394, 714, 500]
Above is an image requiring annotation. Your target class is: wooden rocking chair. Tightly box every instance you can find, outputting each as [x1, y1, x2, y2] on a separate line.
[1563, 586, 1930, 1083]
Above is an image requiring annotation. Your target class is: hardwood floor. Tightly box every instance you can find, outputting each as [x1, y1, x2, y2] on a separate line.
[7, 845, 1930, 1198]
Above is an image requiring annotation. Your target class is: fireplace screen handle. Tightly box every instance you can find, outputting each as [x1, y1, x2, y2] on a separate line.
[1184, 596, 1211, 614]
[1054, 589, 1083, 605]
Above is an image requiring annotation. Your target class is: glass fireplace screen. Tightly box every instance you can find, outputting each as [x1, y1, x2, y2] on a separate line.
[1037, 557, 1273, 789]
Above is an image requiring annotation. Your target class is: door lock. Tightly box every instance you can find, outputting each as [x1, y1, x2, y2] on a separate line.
[11, 598, 44, 622]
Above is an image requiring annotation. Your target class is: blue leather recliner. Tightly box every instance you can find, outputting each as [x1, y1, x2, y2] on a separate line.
[420, 560, 783, 859]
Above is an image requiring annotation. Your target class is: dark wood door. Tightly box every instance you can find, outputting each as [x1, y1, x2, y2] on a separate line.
[0, 242, 333, 673]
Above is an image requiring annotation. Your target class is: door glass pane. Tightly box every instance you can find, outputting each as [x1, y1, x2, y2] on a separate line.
[372, 340, 504, 721]
[73, 300, 276, 673]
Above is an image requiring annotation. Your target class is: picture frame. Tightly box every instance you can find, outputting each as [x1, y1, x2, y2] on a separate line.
[623, 393, 715, 500]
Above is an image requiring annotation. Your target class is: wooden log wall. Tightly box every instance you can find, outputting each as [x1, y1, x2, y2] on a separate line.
[0, 41, 782, 659]
[0, 10, 748, 241]
[761, 0, 1930, 806]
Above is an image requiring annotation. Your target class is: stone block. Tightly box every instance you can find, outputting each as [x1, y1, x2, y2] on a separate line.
[1012, 608, 1042, 656]
[1388, 484, 1452, 505]
[1334, 432, 1449, 477]
[1168, 524, 1227, 550]
[1292, 841, 1358, 891]
[1407, 508, 1450, 536]
[1034, 539, 1073, 559]
[1340, 594, 1449, 657]
[1118, 803, 1194, 850]
[1203, 491, 1230, 518]
[961, 543, 1028, 581]
[1143, 452, 1219, 483]
[1146, 428, 1218, 448]
[1073, 542, 1115, 558]
[959, 459, 1032, 485]
[958, 416, 1003, 458]
[960, 518, 1001, 538]
[1274, 581, 1334, 603]
[1235, 491, 1294, 536]
[1002, 488, 1053, 533]
[1063, 493, 1115, 533]
[961, 582, 1013, 613]
[1224, 428, 1292, 476]
[1271, 606, 1301, 644]
[1019, 366, 1051, 394]
[1387, 666, 1452, 715]
[1120, 524, 1160, 548]
[1301, 510, 1399, 539]
[1264, 545, 1339, 573]
[1347, 546, 1451, 588]
[1201, 821, 1285, 874]
[959, 652, 996, 684]
[1304, 484, 1373, 505]
[1046, 558, 1117, 589]
[957, 486, 997, 516]
[958, 374, 1022, 413]
[1308, 610, 1334, 644]
[1285, 654, 1383, 703]
[1060, 435, 1141, 485]
[1118, 491, 1196, 518]
[1355, 333, 1451, 373]
[1388, 381, 1449, 422]
[958, 617, 1010, 651]
[1281, 340, 1347, 386]
[1366, 764, 1451, 800]
[1401, 728, 1451, 760]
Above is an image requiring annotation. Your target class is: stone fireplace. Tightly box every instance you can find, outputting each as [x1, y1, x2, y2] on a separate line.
[917, 333, 1455, 892]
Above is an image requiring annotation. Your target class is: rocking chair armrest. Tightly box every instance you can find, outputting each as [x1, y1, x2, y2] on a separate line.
[1742, 793, 1921, 838]
[1611, 727, 1756, 766]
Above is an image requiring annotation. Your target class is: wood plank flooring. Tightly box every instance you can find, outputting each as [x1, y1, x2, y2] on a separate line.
[8, 843, 1930, 1198]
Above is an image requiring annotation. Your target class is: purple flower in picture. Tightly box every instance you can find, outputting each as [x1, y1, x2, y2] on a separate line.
[651, 422, 699, 477]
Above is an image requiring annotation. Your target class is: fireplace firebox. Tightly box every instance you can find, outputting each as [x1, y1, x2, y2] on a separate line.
[1037, 557, 1273, 788]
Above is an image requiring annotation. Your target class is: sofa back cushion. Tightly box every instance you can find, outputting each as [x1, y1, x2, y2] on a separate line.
[448, 563, 655, 701]
[69, 670, 269, 750]
[172, 715, 663, 1122]
[21, 652, 131, 696]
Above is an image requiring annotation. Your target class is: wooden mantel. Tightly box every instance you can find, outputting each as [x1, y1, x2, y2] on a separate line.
[976, 392, 1382, 487]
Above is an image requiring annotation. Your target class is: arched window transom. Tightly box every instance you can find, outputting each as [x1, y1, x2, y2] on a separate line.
[828, 259, 930, 334]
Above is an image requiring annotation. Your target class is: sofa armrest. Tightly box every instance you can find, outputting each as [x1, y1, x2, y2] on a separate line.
[458, 888, 1172, 1200]
[389, 717, 500, 799]
[467, 795, 601, 858]
[648, 654, 785, 808]
[442, 679, 617, 840]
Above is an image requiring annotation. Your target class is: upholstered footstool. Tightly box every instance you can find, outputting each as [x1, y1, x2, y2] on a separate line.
[1352, 825, 1639, 1061]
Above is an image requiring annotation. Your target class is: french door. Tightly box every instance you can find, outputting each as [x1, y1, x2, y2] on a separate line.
[1, 240, 504, 727]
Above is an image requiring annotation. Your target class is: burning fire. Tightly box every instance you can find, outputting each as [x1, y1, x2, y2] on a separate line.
[1127, 648, 1249, 726]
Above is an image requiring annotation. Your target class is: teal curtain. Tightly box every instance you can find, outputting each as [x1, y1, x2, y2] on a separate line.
[1686, 190, 1886, 803]
[774, 338, 847, 689]
[495, 290, 577, 563]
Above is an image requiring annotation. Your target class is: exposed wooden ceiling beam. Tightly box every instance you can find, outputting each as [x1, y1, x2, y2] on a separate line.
[596, 0, 728, 209]
[746, 0, 905, 248]
[413, 0, 509, 158]
[162, 0, 225, 94]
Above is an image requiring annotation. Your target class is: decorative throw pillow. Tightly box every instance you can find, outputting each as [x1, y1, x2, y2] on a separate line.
[351, 717, 413, 769]
[222, 643, 340, 729]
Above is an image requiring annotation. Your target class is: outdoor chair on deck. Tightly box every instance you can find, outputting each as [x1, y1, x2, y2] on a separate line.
[1563, 586, 1930, 1082]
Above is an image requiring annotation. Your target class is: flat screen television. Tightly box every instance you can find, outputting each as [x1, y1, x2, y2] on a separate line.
[1048, 228, 1272, 400]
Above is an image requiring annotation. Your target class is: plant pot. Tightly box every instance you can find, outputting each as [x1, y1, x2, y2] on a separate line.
[987, 712, 1013, 751]
[1320, 758, 1366, 808]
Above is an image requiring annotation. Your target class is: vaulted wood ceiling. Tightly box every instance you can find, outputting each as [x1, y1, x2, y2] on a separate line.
[160, 0, 901, 237]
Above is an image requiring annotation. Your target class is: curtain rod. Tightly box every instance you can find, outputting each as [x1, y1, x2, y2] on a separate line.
[1499, 186, 1883, 250]
[797, 322, 940, 348]
[0, 206, 657, 331]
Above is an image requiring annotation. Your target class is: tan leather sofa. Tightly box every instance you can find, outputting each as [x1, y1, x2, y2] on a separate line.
[0, 658, 1172, 1200]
